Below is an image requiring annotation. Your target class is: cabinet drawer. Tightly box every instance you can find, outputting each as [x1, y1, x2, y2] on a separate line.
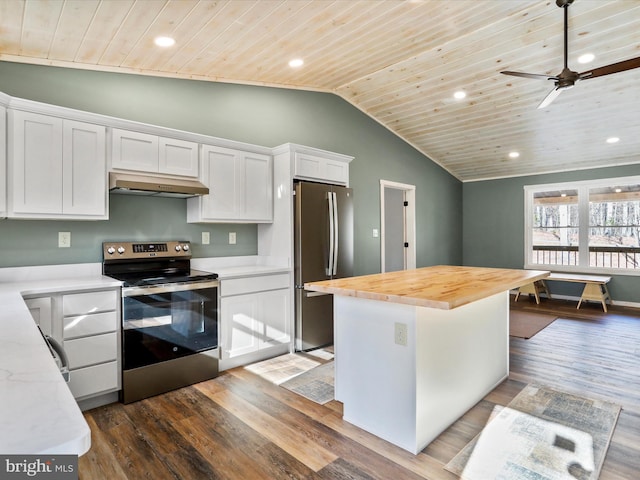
[64, 311, 118, 339]
[64, 332, 118, 369]
[63, 290, 118, 316]
[67, 361, 119, 399]
[221, 273, 290, 297]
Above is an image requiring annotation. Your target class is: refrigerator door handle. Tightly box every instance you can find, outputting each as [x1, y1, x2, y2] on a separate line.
[332, 191, 339, 276]
[327, 191, 335, 276]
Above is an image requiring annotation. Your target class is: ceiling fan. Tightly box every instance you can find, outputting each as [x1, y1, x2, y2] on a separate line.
[501, 0, 640, 109]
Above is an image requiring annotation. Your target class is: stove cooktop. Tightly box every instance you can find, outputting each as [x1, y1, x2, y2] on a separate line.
[108, 269, 218, 287]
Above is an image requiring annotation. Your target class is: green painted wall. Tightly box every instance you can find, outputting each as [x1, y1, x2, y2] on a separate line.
[463, 165, 640, 303]
[0, 61, 462, 272]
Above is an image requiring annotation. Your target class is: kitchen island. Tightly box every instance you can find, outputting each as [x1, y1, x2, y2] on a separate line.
[305, 265, 549, 454]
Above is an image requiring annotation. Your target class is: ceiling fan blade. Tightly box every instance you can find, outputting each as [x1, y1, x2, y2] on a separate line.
[501, 71, 557, 81]
[537, 87, 564, 109]
[579, 56, 640, 80]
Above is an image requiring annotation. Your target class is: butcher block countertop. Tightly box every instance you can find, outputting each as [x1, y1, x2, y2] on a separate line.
[305, 265, 550, 310]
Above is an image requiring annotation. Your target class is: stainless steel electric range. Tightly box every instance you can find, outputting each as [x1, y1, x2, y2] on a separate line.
[103, 241, 219, 404]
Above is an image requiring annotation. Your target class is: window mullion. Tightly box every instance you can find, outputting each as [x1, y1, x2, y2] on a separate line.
[578, 185, 590, 267]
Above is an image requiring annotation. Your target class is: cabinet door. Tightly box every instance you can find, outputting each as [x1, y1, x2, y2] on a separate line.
[258, 288, 291, 349]
[159, 137, 198, 177]
[62, 120, 107, 217]
[24, 297, 53, 337]
[243, 152, 273, 222]
[201, 145, 239, 220]
[221, 295, 260, 358]
[294, 152, 348, 185]
[0, 106, 6, 218]
[111, 128, 159, 172]
[9, 110, 63, 214]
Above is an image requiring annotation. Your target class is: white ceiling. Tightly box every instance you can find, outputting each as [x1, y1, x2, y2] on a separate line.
[1, 0, 639, 182]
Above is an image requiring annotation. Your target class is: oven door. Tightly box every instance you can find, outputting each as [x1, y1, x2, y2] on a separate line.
[121, 280, 218, 371]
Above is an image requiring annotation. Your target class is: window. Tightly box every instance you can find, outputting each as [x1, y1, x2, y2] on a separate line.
[525, 176, 640, 275]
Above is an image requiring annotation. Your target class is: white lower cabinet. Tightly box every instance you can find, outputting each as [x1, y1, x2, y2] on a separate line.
[24, 288, 121, 403]
[24, 296, 53, 337]
[220, 273, 291, 359]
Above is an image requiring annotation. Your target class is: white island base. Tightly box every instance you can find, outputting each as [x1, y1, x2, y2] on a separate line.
[334, 291, 509, 454]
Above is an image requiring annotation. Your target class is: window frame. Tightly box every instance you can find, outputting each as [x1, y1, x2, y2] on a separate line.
[524, 175, 640, 276]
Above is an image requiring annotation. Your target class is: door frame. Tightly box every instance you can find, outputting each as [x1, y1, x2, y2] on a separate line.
[380, 180, 416, 272]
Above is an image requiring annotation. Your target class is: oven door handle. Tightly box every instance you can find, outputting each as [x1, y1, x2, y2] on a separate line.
[122, 280, 219, 297]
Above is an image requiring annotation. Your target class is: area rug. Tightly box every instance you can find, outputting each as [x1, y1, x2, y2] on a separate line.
[243, 349, 334, 385]
[445, 384, 621, 480]
[280, 361, 335, 405]
[510, 310, 558, 339]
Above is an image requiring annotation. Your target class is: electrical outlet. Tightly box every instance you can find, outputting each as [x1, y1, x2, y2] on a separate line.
[229, 232, 236, 245]
[58, 232, 71, 248]
[372, 228, 379, 238]
[202, 232, 210, 245]
[394, 322, 407, 346]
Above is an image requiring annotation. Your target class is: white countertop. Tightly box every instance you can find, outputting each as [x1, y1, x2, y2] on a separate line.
[0, 274, 120, 456]
[0, 257, 289, 455]
[191, 255, 291, 279]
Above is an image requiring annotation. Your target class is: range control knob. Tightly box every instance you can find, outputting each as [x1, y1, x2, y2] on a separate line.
[175, 245, 182, 252]
[182, 244, 190, 252]
[117, 246, 125, 254]
[107, 246, 115, 255]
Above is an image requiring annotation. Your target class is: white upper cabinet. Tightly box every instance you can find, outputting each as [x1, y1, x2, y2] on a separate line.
[0, 105, 6, 218]
[187, 145, 273, 223]
[8, 110, 107, 220]
[63, 120, 108, 216]
[294, 151, 350, 185]
[111, 128, 198, 177]
[158, 137, 199, 177]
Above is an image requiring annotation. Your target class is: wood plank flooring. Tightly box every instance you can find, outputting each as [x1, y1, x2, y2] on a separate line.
[79, 297, 640, 479]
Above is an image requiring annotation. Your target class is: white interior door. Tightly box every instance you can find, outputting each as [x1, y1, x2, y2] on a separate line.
[380, 180, 416, 273]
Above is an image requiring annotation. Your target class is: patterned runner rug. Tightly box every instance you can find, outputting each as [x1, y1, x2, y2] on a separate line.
[280, 361, 335, 405]
[445, 384, 621, 480]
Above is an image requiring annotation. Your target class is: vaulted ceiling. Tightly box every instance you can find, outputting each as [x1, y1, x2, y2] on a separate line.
[1, 0, 639, 182]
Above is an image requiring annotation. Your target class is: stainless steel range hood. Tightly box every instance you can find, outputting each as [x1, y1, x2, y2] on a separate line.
[109, 172, 209, 198]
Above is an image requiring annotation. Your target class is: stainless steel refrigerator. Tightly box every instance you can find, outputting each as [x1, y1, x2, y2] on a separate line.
[294, 180, 353, 351]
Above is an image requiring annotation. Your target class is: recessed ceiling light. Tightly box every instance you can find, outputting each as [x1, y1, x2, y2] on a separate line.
[154, 36, 175, 47]
[453, 90, 466, 100]
[606, 137, 620, 144]
[289, 58, 304, 68]
[577, 53, 595, 64]
[508, 151, 520, 159]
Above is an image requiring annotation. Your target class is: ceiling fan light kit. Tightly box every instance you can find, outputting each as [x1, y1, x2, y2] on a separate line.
[501, 0, 640, 108]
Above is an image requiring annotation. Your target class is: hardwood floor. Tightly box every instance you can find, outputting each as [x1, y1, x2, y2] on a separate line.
[79, 297, 640, 479]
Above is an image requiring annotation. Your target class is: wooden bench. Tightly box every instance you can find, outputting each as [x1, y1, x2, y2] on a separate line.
[515, 273, 612, 312]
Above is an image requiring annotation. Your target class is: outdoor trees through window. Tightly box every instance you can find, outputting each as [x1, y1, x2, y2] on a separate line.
[525, 177, 640, 273]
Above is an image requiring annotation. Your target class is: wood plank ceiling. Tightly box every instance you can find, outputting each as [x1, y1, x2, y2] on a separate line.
[1, 0, 639, 182]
